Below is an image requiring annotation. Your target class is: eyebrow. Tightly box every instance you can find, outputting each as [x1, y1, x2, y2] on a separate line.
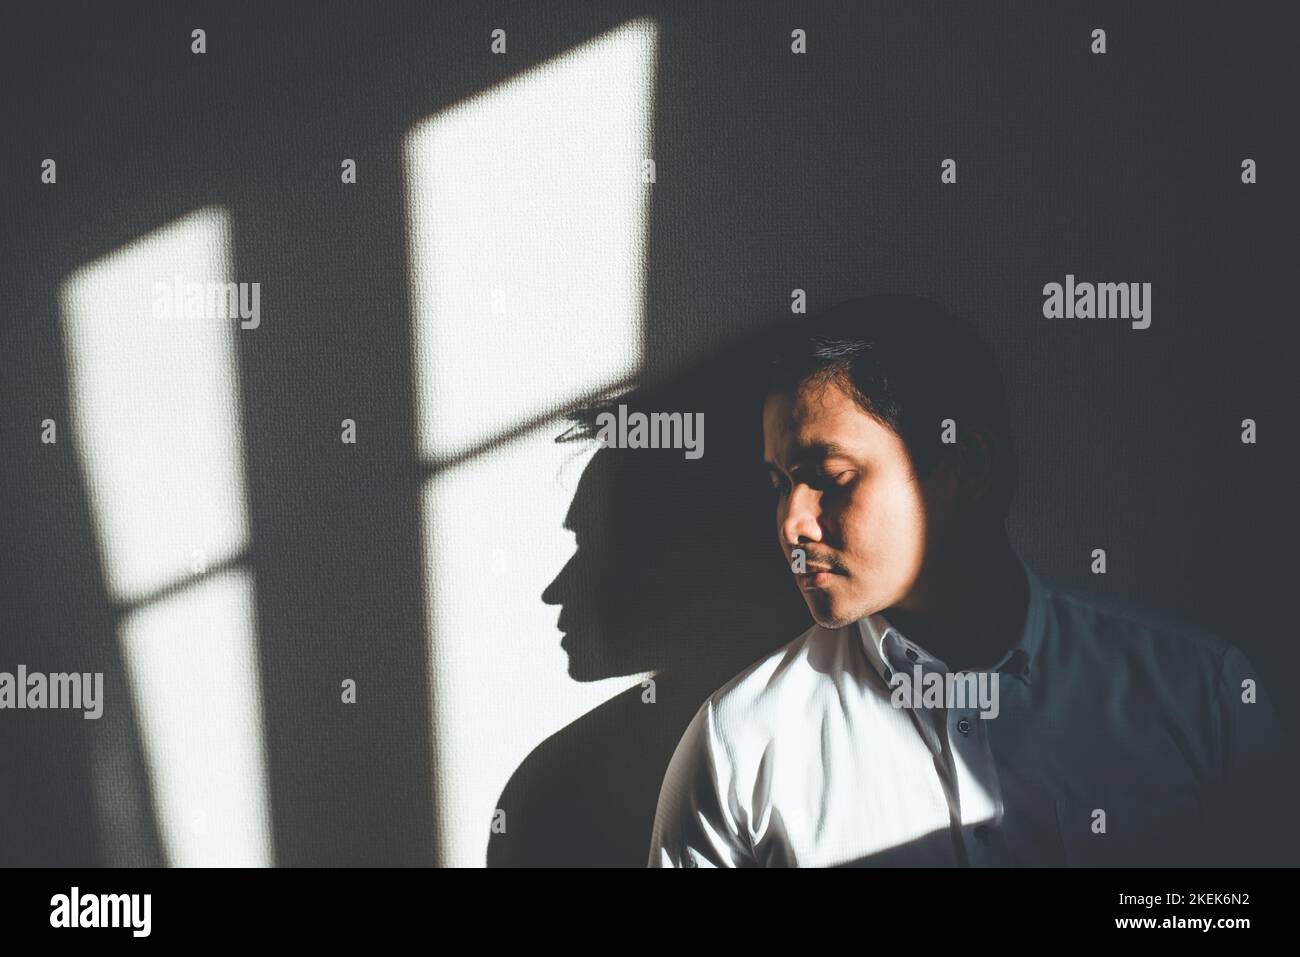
[764, 442, 858, 471]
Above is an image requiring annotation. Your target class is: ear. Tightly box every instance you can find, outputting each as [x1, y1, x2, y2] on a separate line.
[953, 430, 996, 507]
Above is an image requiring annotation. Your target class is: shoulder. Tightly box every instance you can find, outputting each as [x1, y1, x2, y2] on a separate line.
[1037, 572, 1243, 692]
[690, 620, 860, 761]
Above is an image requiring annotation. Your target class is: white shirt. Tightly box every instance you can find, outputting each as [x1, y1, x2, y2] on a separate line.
[647, 553, 1297, 867]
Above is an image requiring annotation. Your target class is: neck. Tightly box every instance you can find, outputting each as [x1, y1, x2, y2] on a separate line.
[883, 528, 1028, 673]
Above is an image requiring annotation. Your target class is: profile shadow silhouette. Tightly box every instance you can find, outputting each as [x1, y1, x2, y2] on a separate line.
[486, 332, 809, 866]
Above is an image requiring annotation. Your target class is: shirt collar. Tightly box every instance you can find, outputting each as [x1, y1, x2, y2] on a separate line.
[856, 550, 1047, 687]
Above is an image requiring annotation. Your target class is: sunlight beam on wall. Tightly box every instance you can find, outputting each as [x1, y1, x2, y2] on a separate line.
[60, 207, 272, 866]
[404, 18, 659, 866]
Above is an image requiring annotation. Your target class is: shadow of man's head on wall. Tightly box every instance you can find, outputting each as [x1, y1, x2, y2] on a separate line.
[544, 332, 807, 685]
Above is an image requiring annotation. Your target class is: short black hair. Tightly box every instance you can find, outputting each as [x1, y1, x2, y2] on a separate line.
[764, 294, 1019, 522]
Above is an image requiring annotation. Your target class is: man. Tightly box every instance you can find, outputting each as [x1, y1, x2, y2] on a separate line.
[647, 295, 1297, 867]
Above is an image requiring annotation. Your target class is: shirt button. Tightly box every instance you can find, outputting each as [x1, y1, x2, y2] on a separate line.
[957, 718, 972, 735]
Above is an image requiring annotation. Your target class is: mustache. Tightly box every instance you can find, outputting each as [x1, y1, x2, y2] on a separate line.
[791, 548, 845, 573]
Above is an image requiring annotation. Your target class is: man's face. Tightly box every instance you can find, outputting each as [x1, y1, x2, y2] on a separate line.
[762, 378, 946, 629]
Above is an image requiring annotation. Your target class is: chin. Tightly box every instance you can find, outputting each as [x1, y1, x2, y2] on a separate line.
[805, 599, 858, 631]
[805, 589, 880, 631]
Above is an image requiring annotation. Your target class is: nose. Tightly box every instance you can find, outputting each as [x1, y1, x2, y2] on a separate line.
[780, 482, 824, 549]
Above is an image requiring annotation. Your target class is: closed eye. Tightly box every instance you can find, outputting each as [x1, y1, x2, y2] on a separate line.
[816, 470, 857, 491]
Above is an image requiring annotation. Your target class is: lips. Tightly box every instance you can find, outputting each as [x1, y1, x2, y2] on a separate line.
[796, 566, 839, 588]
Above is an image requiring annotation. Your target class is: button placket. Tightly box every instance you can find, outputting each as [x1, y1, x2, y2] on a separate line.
[880, 628, 1008, 865]
[949, 696, 1006, 865]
